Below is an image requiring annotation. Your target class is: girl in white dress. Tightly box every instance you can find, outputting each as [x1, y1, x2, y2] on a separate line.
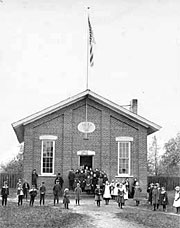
[109, 180, 115, 199]
[122, 180, 128, 205]
[173, 186, 180, 214]
[103, 181, 111, 205]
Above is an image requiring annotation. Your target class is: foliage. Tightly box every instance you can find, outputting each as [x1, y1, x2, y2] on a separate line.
[160, 133, 180, 176]
[147, 136, 160, 176]
[0, 155, 23, 175]
[0, 144, 24, 175]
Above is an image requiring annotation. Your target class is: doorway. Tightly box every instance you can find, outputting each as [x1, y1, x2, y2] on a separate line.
[80, 156, 93, 169]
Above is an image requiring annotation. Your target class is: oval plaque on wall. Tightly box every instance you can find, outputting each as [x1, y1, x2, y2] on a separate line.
[78, 122, 96, 133]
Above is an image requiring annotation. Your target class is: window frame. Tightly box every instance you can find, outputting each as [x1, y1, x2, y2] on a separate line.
[39, 135, 57, 176]
[116, 137, 133, 177]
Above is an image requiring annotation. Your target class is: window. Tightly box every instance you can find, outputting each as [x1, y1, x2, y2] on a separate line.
[116, 137, 133, 176]
[39, 135, 57, 175]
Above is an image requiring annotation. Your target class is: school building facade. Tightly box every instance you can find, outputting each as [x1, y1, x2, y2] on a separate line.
[12, 90, 161, 193]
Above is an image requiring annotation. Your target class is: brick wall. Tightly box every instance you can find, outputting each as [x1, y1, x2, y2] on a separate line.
[23, 98, 148, 193]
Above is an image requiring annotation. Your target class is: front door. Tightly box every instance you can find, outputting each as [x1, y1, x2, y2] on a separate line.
[80, 156, 92, 169]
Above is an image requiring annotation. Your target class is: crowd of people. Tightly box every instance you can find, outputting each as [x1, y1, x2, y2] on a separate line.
[68, 167, 109, 193]
[147, 182, 180, 213]
[1, 167, 180, 214]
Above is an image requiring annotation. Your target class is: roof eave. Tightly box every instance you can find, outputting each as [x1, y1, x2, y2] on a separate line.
[12, 124, 24, 144]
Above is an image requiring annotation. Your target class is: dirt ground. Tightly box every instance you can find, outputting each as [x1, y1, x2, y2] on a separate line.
[8, 196, 145, 227]
[71, 198, 146, 228]
[8, 194, 180, 228]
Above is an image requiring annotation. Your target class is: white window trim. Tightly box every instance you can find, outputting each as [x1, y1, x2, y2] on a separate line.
[77, 150, 95, 156]
[116, 137, 133, 177]
[40, 135, 57, 176]
[39, 135, 58, 140]
[116, 136, 133, 142]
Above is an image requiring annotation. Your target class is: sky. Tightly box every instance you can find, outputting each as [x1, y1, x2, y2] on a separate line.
[0, 0, 180, 164]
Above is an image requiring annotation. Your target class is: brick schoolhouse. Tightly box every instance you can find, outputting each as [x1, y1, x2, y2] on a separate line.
[12, 89, 160, 194]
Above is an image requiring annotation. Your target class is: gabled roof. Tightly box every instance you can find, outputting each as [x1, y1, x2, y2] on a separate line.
[12, 89, 161, 143]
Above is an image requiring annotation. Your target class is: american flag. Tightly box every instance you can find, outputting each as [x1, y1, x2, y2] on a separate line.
[88, 16, 95, 67]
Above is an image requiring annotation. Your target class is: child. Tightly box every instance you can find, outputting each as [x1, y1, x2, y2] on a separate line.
[147, 183, 154, 205]
[112, 180, 118, 201]
[122, 179, 128, 205]
[1, 181, 9, 206]
[22, 180, 30, 201]
[156, 183, 161, 209]
[117, 183, 125, 209]
[103, 181, 111, 205]
[152, 184, 160, 211]
[133, 182, 142, 206]
[109, 180, 115, 199]
[95, 185, 103, 207]
[39, 182, 46, 206]
[16, 179, 22, 189]
[17, 183, 24, 206]
[63, 188, 70, 209]
[159, 186, 168, 212]
[173, 186, 180, 214]
[85, 175, 92, 194]
[29, 185, 37, 206]
[53, 180, 61, 206]
[74, 183, 82, 206]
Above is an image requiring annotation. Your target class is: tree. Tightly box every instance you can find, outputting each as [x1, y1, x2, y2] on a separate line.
[159, 133, 180, 176]
[0, 144, 24, 175]
[147, 136, 160, 176]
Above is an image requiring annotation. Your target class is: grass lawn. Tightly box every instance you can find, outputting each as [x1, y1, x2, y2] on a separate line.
[115, 207, 180, 228]
[0, 201, 93, 228]
[115, 190, 180, 228]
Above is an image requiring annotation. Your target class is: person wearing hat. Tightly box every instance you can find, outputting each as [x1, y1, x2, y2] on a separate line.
[31, 169, 38, 189]
[54, 173, 64, 190]
[173, 186, 180, 214]
[152, 184, 160, 211]
[63, 188, 70, 209]
[53, 180, 61, 206]
[95, 184, 103, 207]
[1, 181, 9, 206]
[147, 183, 154, 205]
[39, 181, 46, 206]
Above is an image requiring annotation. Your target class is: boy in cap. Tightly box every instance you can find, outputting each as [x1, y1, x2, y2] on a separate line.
[53, 180, 61, 206]
[1, 181, 9, 206]
[39, 181, 46, 206]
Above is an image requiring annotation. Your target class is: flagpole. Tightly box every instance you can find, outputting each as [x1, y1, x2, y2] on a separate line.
[84, 7, 90, 140]
[86, 7, 90, 90]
